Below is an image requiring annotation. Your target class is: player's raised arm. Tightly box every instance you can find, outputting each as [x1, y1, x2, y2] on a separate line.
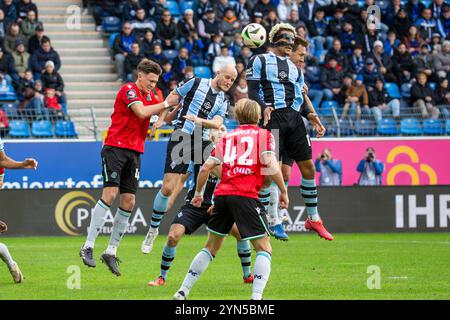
[191, 158, 219, 208]
[183, 114, 224, 129]
[0, 151, 38, 170]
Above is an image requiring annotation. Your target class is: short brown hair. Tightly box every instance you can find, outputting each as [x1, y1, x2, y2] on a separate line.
[234, 99, 261, 125]
[138, 59, 162, 75]
[293, 36, 309, 51]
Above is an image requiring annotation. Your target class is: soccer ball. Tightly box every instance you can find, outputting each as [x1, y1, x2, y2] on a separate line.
[241, 23, 267, 48]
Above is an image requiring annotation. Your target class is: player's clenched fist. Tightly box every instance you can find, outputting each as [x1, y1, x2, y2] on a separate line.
[22, 158, 38, 169]
[191, 195, 203, 208]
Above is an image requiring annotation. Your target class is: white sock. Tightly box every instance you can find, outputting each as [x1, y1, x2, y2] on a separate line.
[252, 251, 271, 300]
[105, 208, 131, 256]
[84, 199, 110, 249]
[179, 248, 214, 297]
[268, 183, 282, 226]
[0, 242, 14, 269]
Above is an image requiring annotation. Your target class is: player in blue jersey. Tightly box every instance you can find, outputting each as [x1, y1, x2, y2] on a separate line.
[142, 64, 238, 254]
[0, 138, 38, 283]
[246, 24, 333, 241]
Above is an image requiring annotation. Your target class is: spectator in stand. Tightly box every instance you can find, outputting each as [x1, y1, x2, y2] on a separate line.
[17, 0, 38, 22]
[124, 42, 144, 82]
[234, 0, 251, 26]
[0, 0, 17, 25]
[112, 22, 136, 82]
[221, 7, 241, 46]
[262, 8, 280, 35]
[0, 9, 6, 39]
[212, 44, 235, 74]
[277, 0, 298, 22]
[326, 8, 345, 40]
[307, 7, 331, 52]
[383, 0, 402, 27]
[299, 0, 320, 23]
[4, 22, 27, 54]
[156, 10, 179, 50]
[18, 69, 46, 121]
[415, 8, 439, 42]
[432, 40, 450, 79]
[229, 33, 244, 60]
[406, 0, 425, 23]
[362, 22, 383, 55]
[198, 8, 221, 46]
[216, 0, 231, 20]
[341, 74, 369, 121]
[149, 42, 163, 64]
[12, 39, 29, 79]
[41, 60, 66, 108]
[30, 36, 61, 80]
[361, 58, 384, 90]
[411, 72, 440, 119]
[235, 61, 245, 76]
[384, 31, 401, 57]
[357, 147, 384, 186]
[27, 23, 44, 55]
[430, 0, 446, 21]
[342, 0, 361, 26]
[148, 0, 166, 22]
[130, 7, 156, 39]
[44, 88, 64, 121]
[321, 57, 344, 101]
[391, 8, 412, 40]
[158, 60, 174, 97]
[123, 0, 142, 22]
[350, 45, 365, 75]
[20, 10, 40, 40]
[92, 0, 122, 32]
[0, 107, 9, 137]
[325, 39, 350, 74]
[404, 25, 423, 56]
[369, 78, 401, 121]
[181, 65, 194, 81]
[252, 11, 264, 26]
[178, 9, 197, 46]
[413, 43, 434, 78]
[207, 33, 223, 63]
[337, 74, 353, 106]
[286, 9, 303, 29]
[369, 40, 397, 83]
[184, 31, 205, 66]
[232, 76, 248, 104]
[392, 43, 414, 86]
[172, 47, 193, 81]
[431, 33, 442, 53]
[437, 6, 450, 38]
[140, 29, 154, 58]
[237, 46, 253, 66]
[340, 21, 363, 56]
[253, 0, 275, 18]
[0, 47, 17, 85]
[435, 77, 450, 118]
[315, 149, 342, 186]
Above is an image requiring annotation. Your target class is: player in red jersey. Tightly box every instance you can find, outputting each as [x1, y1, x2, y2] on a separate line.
[80, 59, 178, 276]
[173, 99, 288, 300]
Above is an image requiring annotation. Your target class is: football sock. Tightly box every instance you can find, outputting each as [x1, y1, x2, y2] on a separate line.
[179, 248, 214, 297]
[151, 190, 169, 230]
[237, 240, 252, 278]
[277, 181, 289, 220]
[84, 199, 110, 248]
[105, 208, 131, 256]
[258, 186, 271, 212]
[0, 242, 14, 269]
[301, 178, 320, 221]
[252, 251, 271, 300]
[268, 182, 282, 226]
[160, 244, 177, 280]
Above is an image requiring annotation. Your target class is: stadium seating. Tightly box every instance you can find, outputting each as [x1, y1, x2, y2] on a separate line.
[401, 83, 412, 98]
[0, 84, 17, 102]
[32, 120, 54, 138]
[162, 49, 178, 62]
[429, 82, 437, 91]
[181, 1, 194, 13]
[55, 120, 78, 138]
[446, 119, 450, 135]
[165, 1, 181, 17]
[335, 118, 354, 136]
[320, 101, 339, 117]
[102, 16, 122, 33]
[224, 119, 238, 131]
[400, 118, 423, 135]
[109, 33, 119, 48]
[2, 103, 18, 118]
[377, 118, 399, 135]
[354, 119, 377, 136]
[384, 82, 401, 99]
[9, 120, 31, 138]
[194, 66, 212, 79]
[423, 119, 444, 135]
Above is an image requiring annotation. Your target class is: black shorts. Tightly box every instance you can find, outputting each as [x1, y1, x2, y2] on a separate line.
[267, 108, 312, 163]
[164, 129, 212, 174]
[101, 145, 141, 194]
[207, 195, 270, 241]
[172, 203, 210, 235]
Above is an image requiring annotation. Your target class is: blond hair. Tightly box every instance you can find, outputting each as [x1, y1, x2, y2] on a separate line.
[268, 23, 297, 43]
[234, 99, 261, 125]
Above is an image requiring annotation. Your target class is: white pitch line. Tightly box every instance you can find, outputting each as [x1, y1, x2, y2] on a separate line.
[374, 240, 450, 245]
[387, 276, 409, 280]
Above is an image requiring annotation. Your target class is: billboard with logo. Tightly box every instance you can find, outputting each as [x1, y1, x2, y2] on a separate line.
[1, 186, 448, 236]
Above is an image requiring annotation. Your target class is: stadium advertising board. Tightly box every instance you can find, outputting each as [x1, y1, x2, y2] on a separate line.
[2, 139, 450, 189]
[1, 186, 448, 236]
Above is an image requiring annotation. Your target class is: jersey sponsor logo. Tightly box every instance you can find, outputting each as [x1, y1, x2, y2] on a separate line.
[146, 94, 152, 101]
[127, 90, 137, 100]
[246, 67, 253, 76]
[203, 101, 212, 110]
[178, 211, 183, 218]
[111, 172, 118, 179]
[278, 71, 288, 80]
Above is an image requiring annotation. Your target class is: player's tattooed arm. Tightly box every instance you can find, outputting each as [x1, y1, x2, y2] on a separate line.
[0, 151, 38, 170]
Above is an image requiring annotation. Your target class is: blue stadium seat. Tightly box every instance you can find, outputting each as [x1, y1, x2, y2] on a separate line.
[194, 66, 212, 79]
[2, 103, 18, 118]
[162, 49, 178, 62]
[384, 82, 401, 99]
[102, 16, 121, 33]
[420, 0, 432, 8]
[354, 119, 377, 136]
[181, 1, 194, 12]
[55, 120, 78, 138]
[423, 119, 443, 135]
[32, 120, 53, 138]
[314, 49, 327, 64]
[164, 1, 181, 17]
[428, 82, 436, 91]
[376, 1, 390, 11]
[320, 101, 339, 117]
[224, 119, 238, 131]
[446, 119, 450, 135]
[0, 84, 17, 102]
[109, 33, 119, 48]
[357, 0, 365, 8]
[9, 120, 31, 138]
[377, 118, 399, 135]
[400, 118, 423, 135]
[401, 83, 412, 98]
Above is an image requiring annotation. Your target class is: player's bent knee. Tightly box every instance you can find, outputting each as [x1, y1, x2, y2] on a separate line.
[102, 187, 119, 205]
[119, 194, 136, 211]
[252, 237, 272, 255]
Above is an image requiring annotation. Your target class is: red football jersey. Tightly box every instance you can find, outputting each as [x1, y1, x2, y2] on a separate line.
[104, 82, 160, 153]
[211, 124, 275, 199]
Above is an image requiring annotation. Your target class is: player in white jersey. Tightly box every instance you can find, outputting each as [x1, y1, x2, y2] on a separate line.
[0, 138, 38, 283]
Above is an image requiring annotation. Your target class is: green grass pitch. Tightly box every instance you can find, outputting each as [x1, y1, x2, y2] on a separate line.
[0, 233, 449, 300]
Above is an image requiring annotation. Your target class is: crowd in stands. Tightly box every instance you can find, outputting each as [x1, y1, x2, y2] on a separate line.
[0, 0, 68, 138]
